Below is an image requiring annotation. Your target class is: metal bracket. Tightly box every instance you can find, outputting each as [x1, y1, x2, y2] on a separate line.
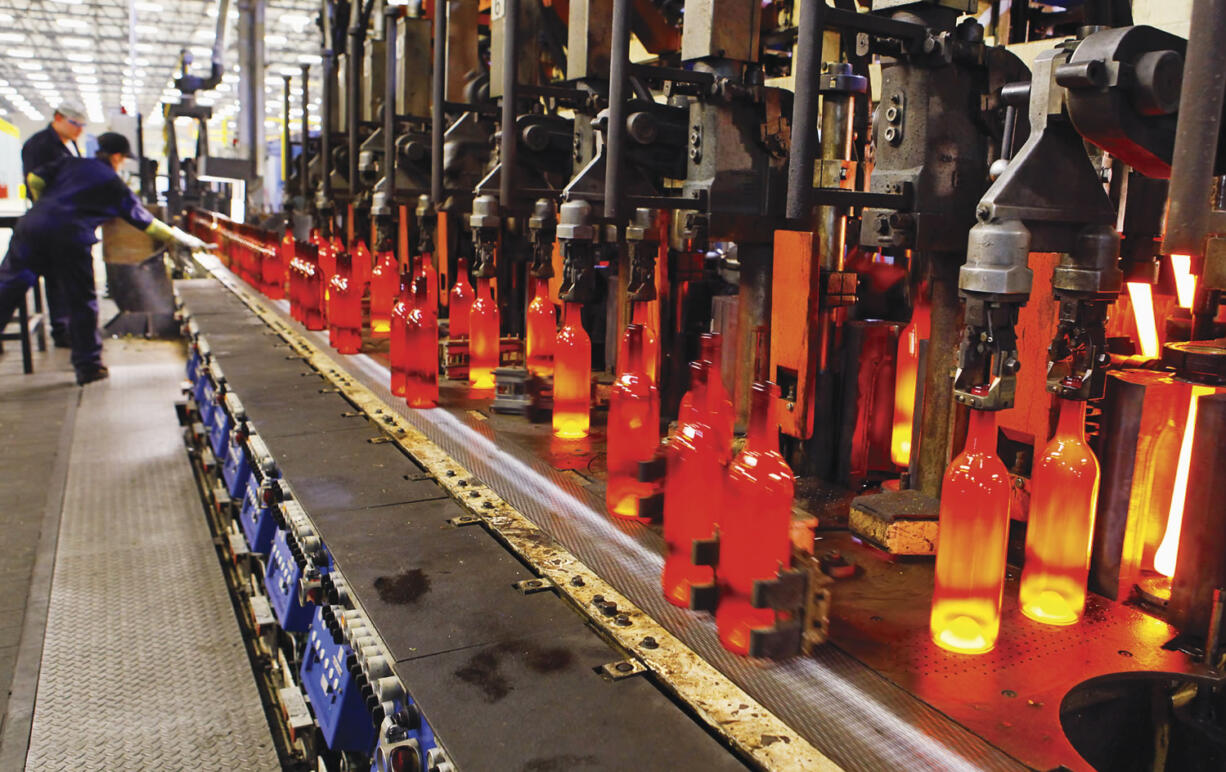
[691, 534, 720, 568]
[597, 659, 647, 681]
[448, 514, 483, 527]
[752, 568, 809, 611]
[636, 493, 664, 523]
[513, 577, 554, 595]
[689, 583, 719, 614]
[637, 455, 666, 483]
[748, 620, 805, 660]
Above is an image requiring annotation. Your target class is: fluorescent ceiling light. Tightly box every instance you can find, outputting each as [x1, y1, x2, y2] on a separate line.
[194, 29, 213, 40]
[72, 65, 96, 74]
[135, 24, 158, 35]
[27, 72, 50, 80]
[298, 54, 321, 65]
[57, 18, 89, 29]
[76, 76, 99, 84]
[66, 53, 94, 62]
[135, 1, 163, 10]
[266, 34, 288, 46]
[61, 37, 91, 48]
[0, 13, 13, 23]
[6, 49, 35, 58]
[280, 13, 311, 28]
[0, 32, 23, 42]
[18, 62, 43, 70]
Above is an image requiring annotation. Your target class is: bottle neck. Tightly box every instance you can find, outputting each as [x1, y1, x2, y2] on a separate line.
[702, 335, 722, 373]
[1055, 397, 1086, 440]
[965, 409, 997, 455]
[478, 277, 492, 297]
[564, 301, 582, 325]
[456, 259, 469, 284]
[625, 326, 644, 375]
[747, 385, 774, 449]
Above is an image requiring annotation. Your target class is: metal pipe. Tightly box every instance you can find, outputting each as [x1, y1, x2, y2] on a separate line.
[430, 0, 446, 206]
[282, 74, 292, 210]
[381, 4, 398, 207]
[915, 258, 961, 497]
[785, 0, 827, 221]
[319, 0, 334, 208]
[1162, 0, 1226, 258]
[300, 64, 310, 213]
[347, 0, 365, 201]
[498, 0, 520, 213]
[604, 0, 633, 225]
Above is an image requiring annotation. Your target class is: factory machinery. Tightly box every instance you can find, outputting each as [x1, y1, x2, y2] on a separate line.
[171, 0, 1226, 769]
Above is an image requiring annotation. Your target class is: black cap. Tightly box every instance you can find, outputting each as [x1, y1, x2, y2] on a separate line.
[96, 132, 134, 159]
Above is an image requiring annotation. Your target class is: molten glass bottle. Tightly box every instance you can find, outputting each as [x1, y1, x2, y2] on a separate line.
[389, 271, 414, 397]
[468, 277, 499, 392]
[327, 252, 362, 354]
[267, 227, 291, 299]
[405, 275, 438, 408]
[662, 362, 720, 607]
[679, 332, 734, 458]
[892, 299, 930, 466]
[369, 249, 399, 338]
[449, 257, 474, 339]
[302, 253, 326, 332]
[606, 324, 660, 521]
[717, 382, 794, 655]
[419, 252, 439, 315]
[525, 277, 556, 377]
[351, 239, 372, 293]
[1019, 396, 1100, 625]
[929, 405, 1011, 654]
[616, 303, 660, 385]
[288, 255, 303, 322]
[553, 302, 592, 439]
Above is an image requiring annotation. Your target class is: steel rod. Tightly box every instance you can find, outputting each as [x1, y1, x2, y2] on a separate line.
[785, 0, 827, 220]
[604, 0, 633, 225]
[430, 0, 446, 206]
[498, 0, 521, 212]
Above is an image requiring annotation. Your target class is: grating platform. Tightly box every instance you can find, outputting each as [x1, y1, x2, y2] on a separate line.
[21, 340, 278, 772]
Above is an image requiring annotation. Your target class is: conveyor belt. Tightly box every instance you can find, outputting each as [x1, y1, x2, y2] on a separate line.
[181, 262, 1029, 771]
[178, 279, 753, 771]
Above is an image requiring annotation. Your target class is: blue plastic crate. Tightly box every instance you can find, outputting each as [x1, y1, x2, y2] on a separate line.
[265, 528, 316, 632]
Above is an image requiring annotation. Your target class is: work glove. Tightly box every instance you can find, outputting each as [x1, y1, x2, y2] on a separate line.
[171, 227, 216, 252]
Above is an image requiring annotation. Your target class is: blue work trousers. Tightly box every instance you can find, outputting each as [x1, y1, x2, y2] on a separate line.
[0, 225, 102, 372]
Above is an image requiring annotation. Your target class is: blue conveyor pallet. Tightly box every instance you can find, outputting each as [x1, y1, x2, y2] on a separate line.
[177, 278, 748, 772]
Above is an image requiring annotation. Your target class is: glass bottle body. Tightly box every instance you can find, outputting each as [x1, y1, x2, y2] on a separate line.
[662, 363, 720, 607]
[288, 255, 303, 322]
[930, 408, 1011, 654]
[369, 250, 399, 337]
[526, 278, 556, 377]
[679, 332, 733, 457]
[389, 273, 414, 397]
[892, 298, 930, 466]
[351, 239, 372, 293]
[617, 303, 660, 384]
[302, 255, 326, 331]
[607, 325, 660, 521]
[449, 258, 474, 339]
[406, 279, 438, 408]
[266, 228, 291, 299]
[419, 252, 438, 315]
[553, 302, 592, 439]
[717, 382, 794, 655]
[468, 277, 499, 392]
[327, 254, 362, 354]
[1020, 398, 1100, 625]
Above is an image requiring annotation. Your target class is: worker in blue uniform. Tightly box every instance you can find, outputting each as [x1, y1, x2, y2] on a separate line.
[0, 132, 211, 385]
[20, 100, 88, 347]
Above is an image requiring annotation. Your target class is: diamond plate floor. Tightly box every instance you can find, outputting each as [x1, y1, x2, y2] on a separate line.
[22, 339, 278, 772]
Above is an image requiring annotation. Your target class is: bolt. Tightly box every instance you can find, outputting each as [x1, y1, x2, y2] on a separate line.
[469, 491, 480, 498]
[615, 614, 631, 626]
[482, 501, 494, 509]
[1001, 689, 1017, 698]
[571, 576, 585, 587]
[641, 636, 658, 649]
[884, 127, 898, 143]
[458, 478, 467, 486]
[592, 594, 604, 604]
[885, 106, 899, 122]
[445, 470, 456, 477]
[615, 661, 634, 673]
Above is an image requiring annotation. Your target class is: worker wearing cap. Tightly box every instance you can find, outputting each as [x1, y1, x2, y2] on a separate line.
[20, 99, 89, 347]
[0, 132, 212, 385]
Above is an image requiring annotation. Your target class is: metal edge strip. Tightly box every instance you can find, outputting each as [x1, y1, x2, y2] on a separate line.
[188, 256, 842, 772]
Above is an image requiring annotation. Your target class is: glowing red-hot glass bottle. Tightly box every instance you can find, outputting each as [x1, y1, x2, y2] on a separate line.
[468, 277, 499, 392]
[717, 382, 794, 654]
[616, 302, 660, 385]
[318, 234, 338, 285]
[929, 403, 1011, 654]
[288, 255, 303, 322]
[266, 227, 291, 299]
[553, 302, 592, 439]
[302, 252, 326, 331]
[526, 277, 556, 377]
[892, 298, 931, 466]
[327, 252, 362, 354]
[369, 249, 398, 338]
[679, 332, 734, 457]
[1019, 394, 1100, 625]
[389, 271, 414, 397]
[405, 275, 438, 408]
[449, 257, 474, 339]
[662, 362, 720, 607]
[351, 239, 372, 293]
[419, 252, 439, 315]
[606, 324, 660, 521]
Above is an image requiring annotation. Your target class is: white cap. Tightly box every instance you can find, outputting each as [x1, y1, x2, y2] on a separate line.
[55, 99, 87, 123]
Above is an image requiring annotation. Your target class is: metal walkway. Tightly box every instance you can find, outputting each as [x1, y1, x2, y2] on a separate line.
[11, 339, 277, 771]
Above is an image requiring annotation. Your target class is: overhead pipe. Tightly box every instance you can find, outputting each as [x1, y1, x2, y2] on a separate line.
[497, 0, 521, 212]
[319, 0, 334, 207]
[785, 0, 828, 220]
[347, 0, 366, 203]
[430, 0, 446, 206]
[380, 3, 398, 210]
[300, 63, 310, 212]
[604, 0, 632, 225]
[282, 73, 292, 209]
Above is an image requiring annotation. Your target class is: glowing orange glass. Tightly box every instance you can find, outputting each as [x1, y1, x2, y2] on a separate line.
[929, 407, 1011, 654]
[1020, 397, 1100, 625]
[525, 277, 556, 377]
[389, 271, 414, 397]
[679, 332, 733, 457]
[1154, 384, 1217, 577]
[265, 227, 291, 299]
[1125, 282, 1160, 359]
[369, 249, 399, 337]
[553, 302, 592, 439]
[327, 252, 362, 355]
[616, 302, 659, 384]
[892, 300, 930, 466]
[449, 257, 474, 339]
[419, 252, 438, 315]
[606, 324, 660, 521]
[351, 239, 372, 293]
[468, 277, 499, 392]
[663, 362, 719, 607]
[717, 382, 794, 655]
[1170, 254, 1198, 309]
[405, 275, 438, 408]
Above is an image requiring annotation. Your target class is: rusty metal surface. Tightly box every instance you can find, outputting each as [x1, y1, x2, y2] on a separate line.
[188, 259, 1032, 771]
[823, 530, 1197, 772]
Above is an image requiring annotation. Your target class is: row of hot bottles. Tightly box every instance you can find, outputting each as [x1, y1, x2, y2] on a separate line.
[276, 227, 1101, 658]
[278, 229, 789, 656]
